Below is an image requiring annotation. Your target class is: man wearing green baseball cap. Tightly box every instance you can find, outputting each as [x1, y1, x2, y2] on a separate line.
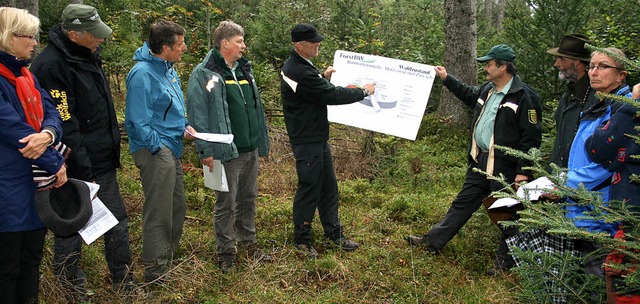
[60, 4, 112, 39]
[407, 44, 542, 276]
[31, 3, 136, 301]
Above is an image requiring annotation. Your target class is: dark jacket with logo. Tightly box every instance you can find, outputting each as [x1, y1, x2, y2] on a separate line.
[280, 49, 366, 145]
[443, 74, 542, 180]
[31, 25, 120, 182]
[549, 75, 597, 168]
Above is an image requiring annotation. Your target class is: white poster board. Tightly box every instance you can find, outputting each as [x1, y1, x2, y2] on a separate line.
[328, 50, 436, 141]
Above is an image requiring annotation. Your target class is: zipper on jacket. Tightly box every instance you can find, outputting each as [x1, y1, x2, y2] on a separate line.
[163, 89, 173, 121]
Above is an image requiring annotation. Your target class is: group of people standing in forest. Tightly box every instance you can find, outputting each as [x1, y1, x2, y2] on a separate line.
[408, 34, 639, 303]
[0, 3, 638, 304]
[0, 4, 374, 303]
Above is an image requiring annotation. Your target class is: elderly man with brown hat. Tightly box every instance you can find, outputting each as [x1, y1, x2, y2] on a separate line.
[31, 3, 136, 301]
[547, 33, 598, 169]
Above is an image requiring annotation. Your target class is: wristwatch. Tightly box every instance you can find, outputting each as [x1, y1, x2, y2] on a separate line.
[362, 88, 370, 97]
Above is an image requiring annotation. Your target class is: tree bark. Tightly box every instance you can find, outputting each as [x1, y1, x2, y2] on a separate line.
[495, 0, 505, 30]
[484, 0, 493, 21]
[0, 0, 16, 7]
[436, 0, 477, 126]
[16, 0, 37, 17]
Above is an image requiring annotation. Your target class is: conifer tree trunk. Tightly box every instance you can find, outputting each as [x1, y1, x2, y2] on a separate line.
[436, 0, 477, 126]
[0, 0, 15, 7]
[484, 0, 493, 20]
[495, 0, 505, 30]
[16, 0, 37, 16]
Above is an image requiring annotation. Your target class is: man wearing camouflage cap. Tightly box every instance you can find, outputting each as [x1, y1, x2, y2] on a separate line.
[31, 4, 135, 300]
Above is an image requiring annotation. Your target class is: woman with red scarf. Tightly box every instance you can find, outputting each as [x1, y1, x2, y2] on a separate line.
[0, 7, 67, 303]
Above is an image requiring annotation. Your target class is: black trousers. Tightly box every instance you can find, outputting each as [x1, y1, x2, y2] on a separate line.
[425, 153, 516, 268]
[53, 170, 133, 291]
[291, 141, 343, 245]
[0, 228, 46, 304]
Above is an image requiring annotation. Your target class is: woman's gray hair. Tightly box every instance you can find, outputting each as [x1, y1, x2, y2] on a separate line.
[592, 47, 628, 71]
[0, 7, 39, 55]
[214, 20, 244, 49]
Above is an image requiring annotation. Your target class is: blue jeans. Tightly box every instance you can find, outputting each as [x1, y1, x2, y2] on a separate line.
[53, 170, 133, 291]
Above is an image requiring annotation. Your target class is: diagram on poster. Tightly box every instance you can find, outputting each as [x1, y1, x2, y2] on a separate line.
[328, 50, 436, 141]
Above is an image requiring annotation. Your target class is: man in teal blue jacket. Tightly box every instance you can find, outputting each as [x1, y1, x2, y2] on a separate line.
[187, 21, 271, 273]
[124, 19, 196, 283]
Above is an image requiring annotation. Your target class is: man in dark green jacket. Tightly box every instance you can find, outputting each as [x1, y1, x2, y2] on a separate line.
[187, 21, 271, 273]
[408, 44, 542, 274]
[547, 33, 597, 168]
[280, 23, 376, 258]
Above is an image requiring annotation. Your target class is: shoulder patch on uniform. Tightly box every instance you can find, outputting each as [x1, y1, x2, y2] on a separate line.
[50, 89, 71, 121]
[528, 109, 538, 124]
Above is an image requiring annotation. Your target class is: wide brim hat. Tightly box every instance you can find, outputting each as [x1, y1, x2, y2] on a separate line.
[35, 178, 93, 237]
[547, 33, 591, 62]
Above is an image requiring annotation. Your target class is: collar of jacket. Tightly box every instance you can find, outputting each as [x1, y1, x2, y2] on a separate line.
[133, 42, 176, 72]
[204, 48, 249, 73]
[568, 74, 591, 100]
[503, 74, 524, 94]
[0, 51, 28, 74]
[289, 48, 317, 70]
[48, 25, 101, 63]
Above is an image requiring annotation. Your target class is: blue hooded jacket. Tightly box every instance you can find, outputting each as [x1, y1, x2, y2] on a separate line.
[0, 51, 64, 232]
[125, 42, 188, 158]
[565, 84, 632, 235]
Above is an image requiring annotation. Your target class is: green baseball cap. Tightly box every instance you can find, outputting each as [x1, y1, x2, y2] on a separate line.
[476, 44, 516, 62]
[61, 4, 112, 39]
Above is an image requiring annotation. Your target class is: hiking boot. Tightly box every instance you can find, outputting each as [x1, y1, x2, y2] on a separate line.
[239, 242, 274, 263]
[406, 235, 439, 253]
[218, 253, 236, 274]
[331, 237, 359, 251]
[295, 243, 319, 259]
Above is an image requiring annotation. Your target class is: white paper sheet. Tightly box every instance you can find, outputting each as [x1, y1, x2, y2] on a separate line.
[328, 50, 436, 141]
[488, 176, 556, 210]
[78, 182, 119, 245]
[203, 160, 228, 192]
[187, 129, 234, 144]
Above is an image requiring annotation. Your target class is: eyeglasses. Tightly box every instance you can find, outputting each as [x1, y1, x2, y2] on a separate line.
[12, 33, 36, 40]
[588, 64, 622, 71]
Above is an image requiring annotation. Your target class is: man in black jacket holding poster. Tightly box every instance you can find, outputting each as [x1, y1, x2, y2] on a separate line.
[280, 23, 376, 259]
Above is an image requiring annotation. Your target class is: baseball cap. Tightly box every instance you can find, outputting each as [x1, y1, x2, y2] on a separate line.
[291, 23, 324, 43]
[476, 44, 516, 62]
[61, 4, 112, 39]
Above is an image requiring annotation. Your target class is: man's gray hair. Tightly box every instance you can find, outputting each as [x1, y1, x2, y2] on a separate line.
[214, 20, 244, 49]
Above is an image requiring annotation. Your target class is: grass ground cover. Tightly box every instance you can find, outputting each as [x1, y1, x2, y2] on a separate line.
[38, 114, 520, 303]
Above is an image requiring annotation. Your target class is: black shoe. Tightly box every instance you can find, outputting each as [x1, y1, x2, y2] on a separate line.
[331, 237, 359, 251]
[406, 235, 439, 253]
[218, 253, 236, 274]
[295, 243, 319, 259]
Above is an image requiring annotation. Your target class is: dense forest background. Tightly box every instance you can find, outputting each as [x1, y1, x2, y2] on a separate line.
[35, 0, 640, 129]
[6, 0, 640, 303]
